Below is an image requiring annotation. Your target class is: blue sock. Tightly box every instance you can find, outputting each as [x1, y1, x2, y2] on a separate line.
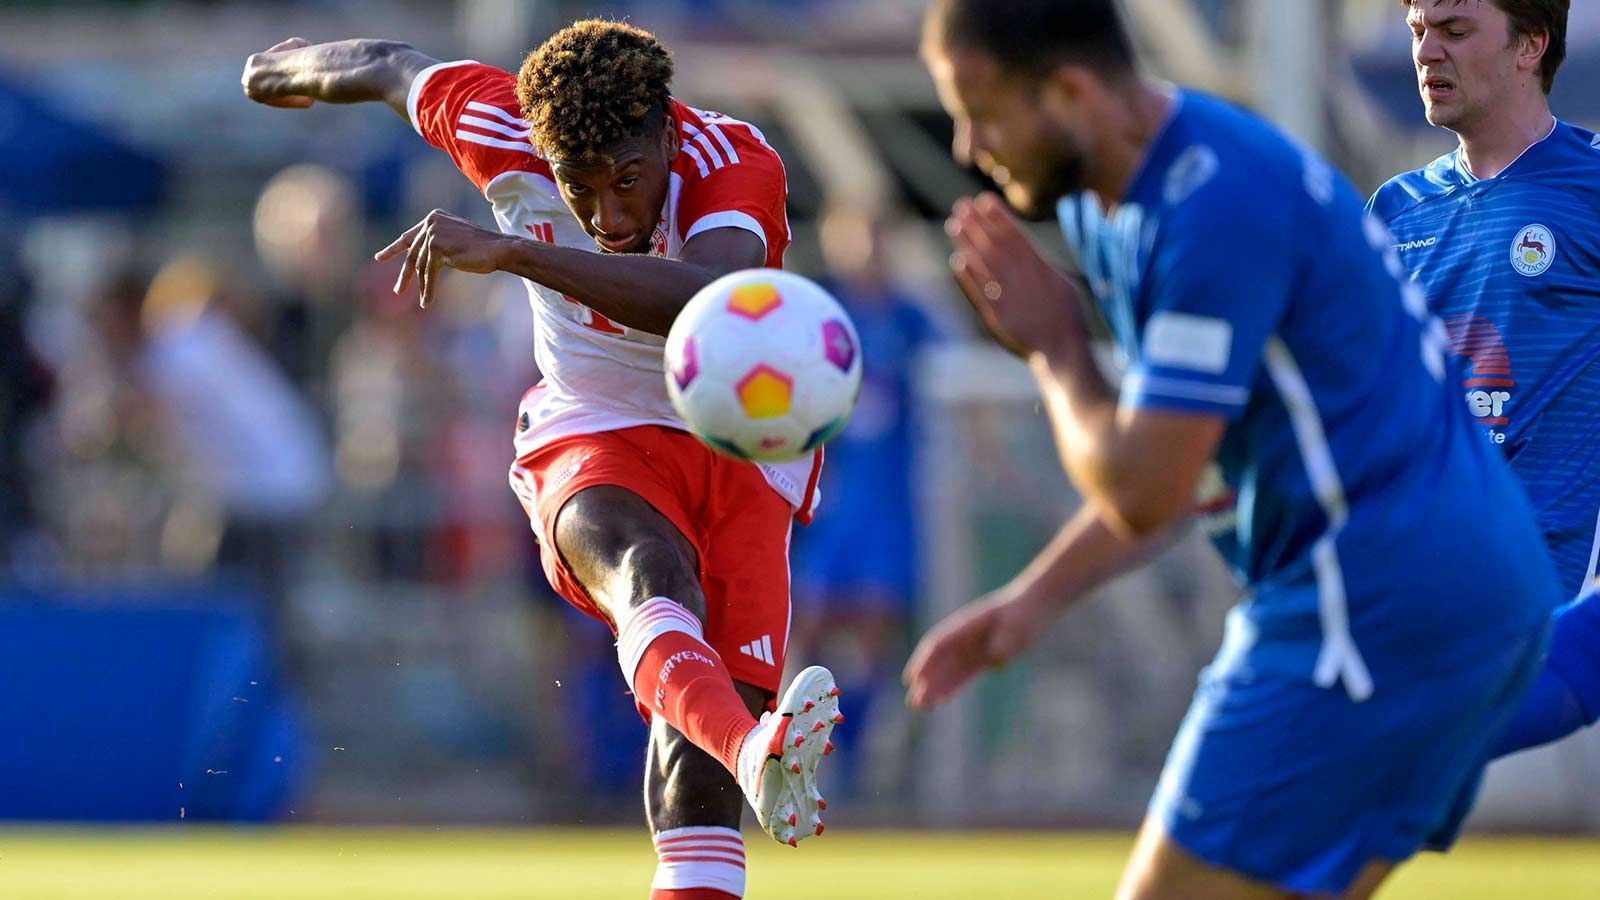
[1491, 587, 1600, 759]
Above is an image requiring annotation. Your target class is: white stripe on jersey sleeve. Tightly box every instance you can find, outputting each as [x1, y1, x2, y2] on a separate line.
[458, 114, 530, 139]
[455, 129, 536, 153]
[406, 60, 481, 137]
[681, 122, 727, 170]
[707, 125, 740, 165]
[1123, 371, 1248, 407]
[464, 100, 528, 128]
[679, 142, 711, 178]
[684, 210, 767, 250]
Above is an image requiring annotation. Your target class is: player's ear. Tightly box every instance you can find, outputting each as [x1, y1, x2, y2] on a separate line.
[1040, 63, 1096, 117]
[1517, 28, 1549, 77]
[660, 119, 679, 161]
[1043, 62, 1094, 106]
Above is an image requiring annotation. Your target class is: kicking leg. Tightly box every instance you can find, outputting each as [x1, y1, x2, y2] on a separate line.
[556, 484, 755, 772]
[1490, 586, 1600, 758]
[555, 485, 840, 846]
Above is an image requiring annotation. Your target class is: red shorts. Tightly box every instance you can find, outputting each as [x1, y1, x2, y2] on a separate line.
[508, 425, 793, 697]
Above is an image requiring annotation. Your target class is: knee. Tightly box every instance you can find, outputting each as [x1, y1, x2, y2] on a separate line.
[608, 536, 705, 622]
[554, 491, 704, 619]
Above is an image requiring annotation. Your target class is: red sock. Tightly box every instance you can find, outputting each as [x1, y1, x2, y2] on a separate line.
[648, 890, 739, 900]
[617, 597, 758, 774]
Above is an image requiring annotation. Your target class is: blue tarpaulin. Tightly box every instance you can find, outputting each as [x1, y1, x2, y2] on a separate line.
[0, 72, 166, 217]
[0, 585, 307, 822]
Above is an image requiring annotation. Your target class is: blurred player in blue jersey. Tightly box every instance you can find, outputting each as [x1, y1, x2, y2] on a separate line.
[1368, 0, 1600, 761]
[905, 0, 1563, 897]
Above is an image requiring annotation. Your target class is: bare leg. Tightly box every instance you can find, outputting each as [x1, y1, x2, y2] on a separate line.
[645, 681, 770, 832]
[1116, 816, 1294, 900]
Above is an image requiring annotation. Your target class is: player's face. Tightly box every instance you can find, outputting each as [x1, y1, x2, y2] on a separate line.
[1408, 1, 1523, 132]
[923, 42, 1089, 220]
[551, 126, 677, 254]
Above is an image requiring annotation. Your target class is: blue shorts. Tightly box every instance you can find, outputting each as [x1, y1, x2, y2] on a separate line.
[1152, 620, 1549, 894]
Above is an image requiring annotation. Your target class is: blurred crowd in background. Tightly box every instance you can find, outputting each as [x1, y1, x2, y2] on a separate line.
[2, 0, 1598, 830]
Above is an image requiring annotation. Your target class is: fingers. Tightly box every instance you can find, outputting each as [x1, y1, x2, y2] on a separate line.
[945, 202, 999, 304]
[951, 250, 1026, 356]
[264, 37, 312, 53]
[393, 224, 429, 296]
[972, 191, 1022, 238]
[946, 198, 998, 261]
[418, 234, 439, 308]
[949, 251, 992, 313]
[902, 613, 985, 710]
[953, 192, 1033, 265]
[904, 645, 970, 710]
[244, 39, 316, 108]
[262, 95, 315, 109]
[375, 219, 425, 263]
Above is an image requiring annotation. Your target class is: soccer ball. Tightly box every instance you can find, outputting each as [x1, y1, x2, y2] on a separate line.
[665, 269, 862, 462]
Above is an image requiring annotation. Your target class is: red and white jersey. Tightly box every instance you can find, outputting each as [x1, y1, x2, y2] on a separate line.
[407, 61, 818, 516]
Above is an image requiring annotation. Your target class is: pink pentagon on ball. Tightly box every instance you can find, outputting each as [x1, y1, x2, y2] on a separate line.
[822, 320, 856, 371]
[672, 336, 700, 389]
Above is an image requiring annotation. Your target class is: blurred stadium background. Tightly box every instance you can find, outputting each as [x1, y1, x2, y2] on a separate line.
[1, 0, 1597, 897]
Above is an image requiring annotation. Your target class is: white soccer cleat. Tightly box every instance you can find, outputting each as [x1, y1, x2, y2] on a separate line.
[736, 665, 842, 847]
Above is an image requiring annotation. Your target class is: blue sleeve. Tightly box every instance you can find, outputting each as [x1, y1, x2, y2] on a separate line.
[1124, 181, 1298, 419]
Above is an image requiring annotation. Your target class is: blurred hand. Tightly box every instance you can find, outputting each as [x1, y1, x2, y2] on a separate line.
[903, 585, 1060, 710]
[242, 37, 316, 109]
[946, 192, 1088, 359]
[376, 209, 509, 307]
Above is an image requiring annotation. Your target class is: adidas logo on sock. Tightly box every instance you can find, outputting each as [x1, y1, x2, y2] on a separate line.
[737, 634, 776, 665]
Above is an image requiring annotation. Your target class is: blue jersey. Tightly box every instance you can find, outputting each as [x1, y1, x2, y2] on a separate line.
[1369, 121, 1600, 598]
[1058, 90, 1559, 698]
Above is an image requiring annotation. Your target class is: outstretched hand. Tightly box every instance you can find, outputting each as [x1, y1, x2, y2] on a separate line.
[902, 587, 1058, 710]
[946, 192, 1088, 359]
[376, 209, 509, 307]
[242, 38, 316, 108]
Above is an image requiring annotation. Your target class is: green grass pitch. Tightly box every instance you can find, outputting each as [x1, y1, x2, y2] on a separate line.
[1, 827, 1595, 898]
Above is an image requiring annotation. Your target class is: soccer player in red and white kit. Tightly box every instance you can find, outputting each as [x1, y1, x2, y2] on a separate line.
[243, 21, 841, 898]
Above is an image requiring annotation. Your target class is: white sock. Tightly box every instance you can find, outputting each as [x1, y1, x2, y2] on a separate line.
[652, 826, 746, 897]
[615, 596, 705, 693]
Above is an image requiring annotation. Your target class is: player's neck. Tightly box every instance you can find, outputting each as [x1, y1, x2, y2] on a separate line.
[1455, 97, 1556, 180]
[1090, 78, 1175, 213]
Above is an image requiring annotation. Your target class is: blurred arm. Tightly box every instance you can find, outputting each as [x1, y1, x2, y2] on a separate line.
[495, 227, 767, 335]
[1012, 501, 1173, 607]
[375, 210, 767, 333]
[1029, 348, 1225, 538]
[903, 502, 1177, 709]
[242, 38, 439, 119]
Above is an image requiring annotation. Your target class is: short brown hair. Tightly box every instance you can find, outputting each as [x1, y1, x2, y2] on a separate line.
[515, 19, 674, 162]
[927, 0, 1135, 76]
[1403, 0, 1568, 93]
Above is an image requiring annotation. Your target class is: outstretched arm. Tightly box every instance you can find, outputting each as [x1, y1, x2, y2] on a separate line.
[242, 37, 440, 119]
[903, 502, 1174, 709]
[374, 209, 766, 335]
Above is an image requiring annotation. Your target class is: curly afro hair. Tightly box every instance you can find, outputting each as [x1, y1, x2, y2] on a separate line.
[516, 19, 675, 163]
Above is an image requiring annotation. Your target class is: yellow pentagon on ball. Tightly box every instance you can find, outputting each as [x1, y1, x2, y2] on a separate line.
[736, 365, 793, 419]
[727, 282, 782, 320]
